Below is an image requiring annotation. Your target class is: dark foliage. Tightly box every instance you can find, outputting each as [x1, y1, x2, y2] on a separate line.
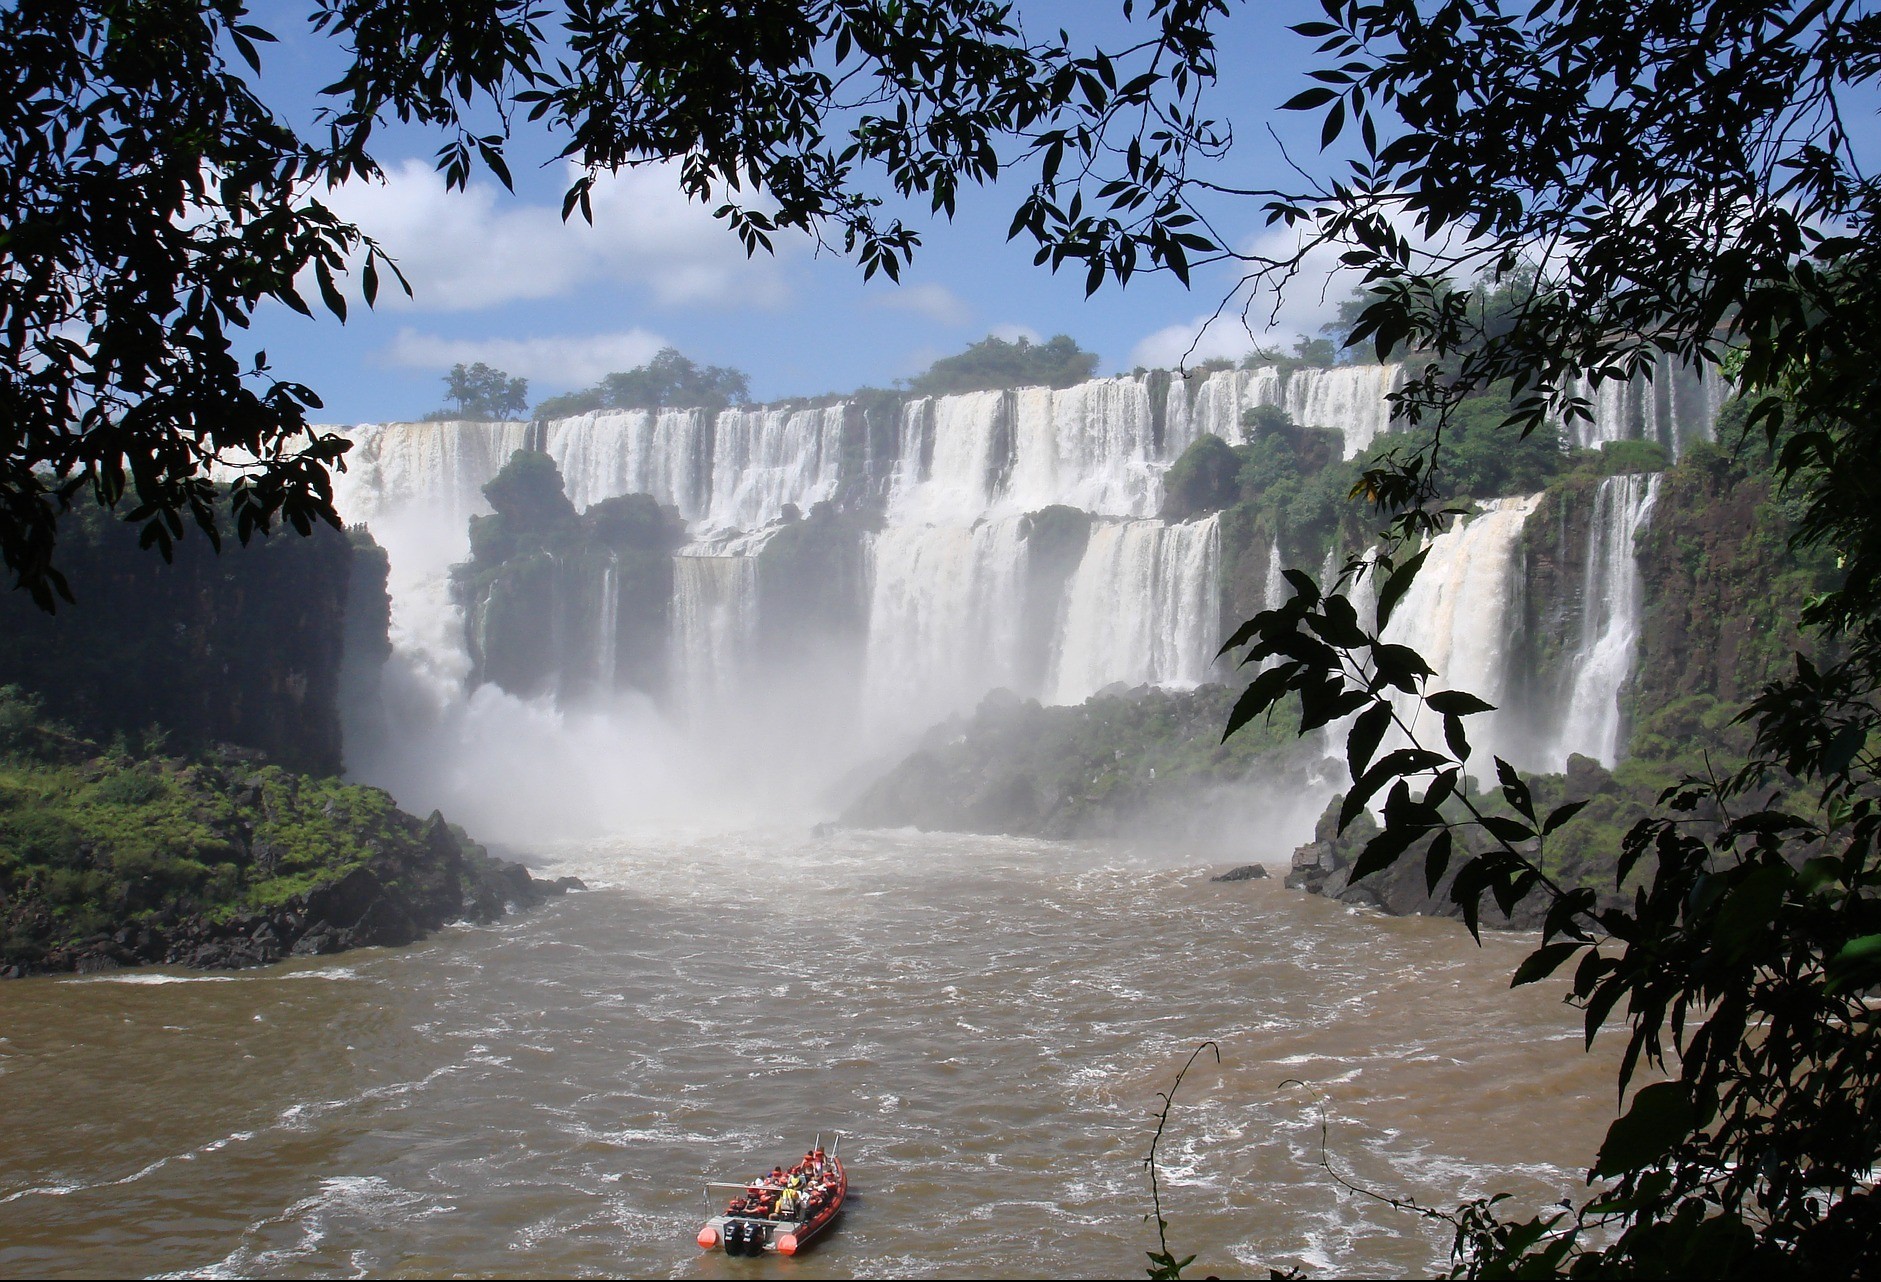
[2, 0, 1232, 602]
[1213, 0, 1881, 1273]
[0, 501, 371, 775]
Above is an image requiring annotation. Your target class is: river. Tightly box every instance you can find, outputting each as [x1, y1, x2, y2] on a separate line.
[0, 829, 1617, 1278]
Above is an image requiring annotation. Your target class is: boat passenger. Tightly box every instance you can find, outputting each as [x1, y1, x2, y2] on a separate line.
[776, 1185, 803, 1219]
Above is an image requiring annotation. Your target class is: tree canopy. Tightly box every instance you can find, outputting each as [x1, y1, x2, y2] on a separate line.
[531, 348, 751, 419]
[0, 0, 1228, 606]
[905, 333, 1100, 396]
[440, 363, 529, 420]
[1215, 1, 1881, 1275]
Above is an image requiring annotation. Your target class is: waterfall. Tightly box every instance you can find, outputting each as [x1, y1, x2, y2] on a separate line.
[1381, 495, 1543, 768]
[1166, 365, 1402, 458]
[1550, 474, 1660, 765]
[328, 356, 1679, 832]
[1047, 516, 1223, 704]
[594, 552, 619, 691]
[1568, 355, 1723, 457]
[670, 551, 759, 724]
[543, 408, 710, 518]
[335, 420, 535, 529]
[1263, 539, 1286, 610]
[706, 404, 846, 530]
[863, 518, 1031, 729]
[1004, 377, 1160, 517]
[1283, 365, 1405, 457]
[885, 391, 1005, 524]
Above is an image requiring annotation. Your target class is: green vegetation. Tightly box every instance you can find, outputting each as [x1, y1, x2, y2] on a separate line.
[0, 686, 528, 974]
[437, 362, 528, 420]
[1365, 393, 1571, 504]
[905, 334, 1099, 396]
[532, 348, 752, 419]
[1159, 434, 1240, 522]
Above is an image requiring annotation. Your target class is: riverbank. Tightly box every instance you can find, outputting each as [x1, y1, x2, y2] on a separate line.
[0, 688, 578, 978]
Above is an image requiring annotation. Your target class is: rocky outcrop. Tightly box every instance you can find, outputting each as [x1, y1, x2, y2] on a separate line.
[0, 706, 583, 978]
[1211, 863, 1270, 882]
[2, 809, 582, 978]
[1281, 799, 1556, 928]
[839, 683, 1325, 853]
[454, 451, 688, 703]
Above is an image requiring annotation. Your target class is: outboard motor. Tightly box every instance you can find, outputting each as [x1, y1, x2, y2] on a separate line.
[725, 1219, 748, 1255]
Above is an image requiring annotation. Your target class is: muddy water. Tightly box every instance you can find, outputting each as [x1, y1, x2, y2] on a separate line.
[0, 830, 1617, 1278]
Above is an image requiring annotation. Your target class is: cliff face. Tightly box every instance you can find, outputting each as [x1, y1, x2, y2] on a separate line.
[1630, 441, 1834, 731]
[453, 452, 686, 703]
[0, 507, 381, 776]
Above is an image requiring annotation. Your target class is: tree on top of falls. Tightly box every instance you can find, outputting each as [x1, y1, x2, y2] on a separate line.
[438, 363, 530, 421]
[0, 0, 1228, 609]
[531, 349, 752, 419]
[904, 334, 1101, 396]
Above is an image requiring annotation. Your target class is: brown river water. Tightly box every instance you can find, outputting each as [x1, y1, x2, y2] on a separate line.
[0, 829, 1619, 1278]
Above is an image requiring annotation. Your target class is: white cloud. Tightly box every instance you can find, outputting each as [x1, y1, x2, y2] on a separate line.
[868, 282, 971, 326]
[988, 322, 1041, 344]
[385, 327, 671, 388]
[322, 160, 793, 312]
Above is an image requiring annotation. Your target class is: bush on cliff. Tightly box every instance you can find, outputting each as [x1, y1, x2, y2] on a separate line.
[1160, 434, 1241, 521]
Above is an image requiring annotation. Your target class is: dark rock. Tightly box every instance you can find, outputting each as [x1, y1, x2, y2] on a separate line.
[810, 821, 837, 838]
[1211, 864, 1271, 882]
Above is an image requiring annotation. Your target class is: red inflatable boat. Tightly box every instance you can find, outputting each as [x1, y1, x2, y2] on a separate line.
[696, 1136, 847, 1256]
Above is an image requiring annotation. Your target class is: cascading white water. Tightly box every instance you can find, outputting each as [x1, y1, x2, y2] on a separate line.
[1048, 515, 1223, 704]
[1284, 365, 1405, 458]
[1381, 496, 1544, 769]
[337, 420, 536, 529]
[862, 518, 1031, 731]
[329, 355, 1700, 836]
[885, 391, 1006, 525]
[594, 552, 619, 690]
[706, 404, 846, 530]
[670, 551, 760, 724]
[1549, 474, 1661, 765]
[1568, 355, 1723, 457]
[543, 408, 709, 518]
[1004, 377, 1160, 517]
[1167, 364, 1403, 458]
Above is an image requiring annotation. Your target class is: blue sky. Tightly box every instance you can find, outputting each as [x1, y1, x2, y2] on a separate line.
[245, 0, 1357, 423]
